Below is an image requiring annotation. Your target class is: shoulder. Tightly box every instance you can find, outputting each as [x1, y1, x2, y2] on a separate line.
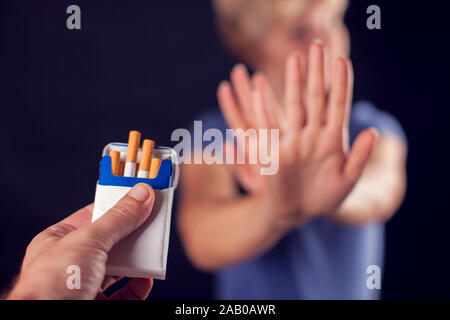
[350, 100, 408, 146]
[193, 109, 228, 133]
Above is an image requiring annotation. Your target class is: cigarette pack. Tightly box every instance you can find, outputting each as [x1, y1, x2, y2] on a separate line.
[92, 143, 179, 280]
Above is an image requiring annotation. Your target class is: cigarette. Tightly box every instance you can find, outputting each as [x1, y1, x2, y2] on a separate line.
[124, 130, 141, 177]
[109, 150, 121, 176]
[137, 139, 155, 178]
[119, 160, 125, 176]
[149, 158, 161, 179]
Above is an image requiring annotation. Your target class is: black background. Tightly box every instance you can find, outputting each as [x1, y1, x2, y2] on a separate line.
[0, 0, 449, 299]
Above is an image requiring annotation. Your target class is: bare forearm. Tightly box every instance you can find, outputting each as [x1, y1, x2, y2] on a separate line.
[178, 194, 289, 271]
[329, 134, 407, 225]
[330, 170, 406, 224]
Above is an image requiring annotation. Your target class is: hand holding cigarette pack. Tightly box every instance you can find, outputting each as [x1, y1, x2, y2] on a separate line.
[92, 131, 179, 279]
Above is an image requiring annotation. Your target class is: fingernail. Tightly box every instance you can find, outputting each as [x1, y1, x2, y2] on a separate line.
[218, 80, 229, 89]
[288, 54, 299, 66]
[313, 38, 323, 44]
[233, 63, 247, 72]
[128, 184, 150, 202]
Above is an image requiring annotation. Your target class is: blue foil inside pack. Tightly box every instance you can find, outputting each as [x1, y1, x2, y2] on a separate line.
[98, 155, 173, 190]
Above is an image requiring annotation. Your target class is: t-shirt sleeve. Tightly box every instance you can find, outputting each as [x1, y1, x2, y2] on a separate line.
[188, 109, 229, 151]
[349, 101, 408, 147]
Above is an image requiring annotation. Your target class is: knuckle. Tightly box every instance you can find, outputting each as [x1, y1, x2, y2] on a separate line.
[111, 201, 139, 223]
[110, 197, 151, 227]
[72, 232, 112, 258]
[309, 86, 324, 101]
[333, 95, 346, 107]
[46, 223, 77, 238]
[27, 222, 76, 248]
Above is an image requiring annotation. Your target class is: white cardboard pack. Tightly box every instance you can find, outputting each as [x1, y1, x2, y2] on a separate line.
[91, 143, 179, 280]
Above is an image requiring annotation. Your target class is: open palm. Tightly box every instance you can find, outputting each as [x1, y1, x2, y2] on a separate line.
[217, 43, 377, 224]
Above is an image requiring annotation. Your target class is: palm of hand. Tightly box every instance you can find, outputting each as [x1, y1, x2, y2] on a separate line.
[218, 43, 376, 224]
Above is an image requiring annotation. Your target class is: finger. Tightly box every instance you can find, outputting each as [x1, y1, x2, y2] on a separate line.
[327, 58, 348, 133]
[230, 64, 255, 124]
[306, 42, 326, 128]
[285, 52, 304, 131]
[344, 128, 378, 183]
[224, 142, 264, 193]
[251, 75, 271, 129]
[60, 203, 94, 229]
[218, 81, 248, 130]
[253, 72, 281, 128]
[29, 203, 94, 252]
[342, 59, 354, 153]
[108, 278, 153, 300]
[95, 292, 108, 300]
[101, 276, 123, 292]
[67, 183, 155, 252]
[33, 203, 94, 245]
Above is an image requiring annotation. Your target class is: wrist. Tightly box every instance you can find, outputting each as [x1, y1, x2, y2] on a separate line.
[252, 191, 298, 239]
[6, 271, 56, 300]
[7, 282, 39, 300]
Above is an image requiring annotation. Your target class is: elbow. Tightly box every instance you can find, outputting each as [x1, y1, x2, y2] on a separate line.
[176, 209, 225, 272]
[182, 242, 224, 272]
[381, 172, 407, 222]
[373, 178, 407, 223]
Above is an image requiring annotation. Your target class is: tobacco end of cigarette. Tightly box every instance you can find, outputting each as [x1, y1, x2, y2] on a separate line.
[139, 139, 155, 171]
[149, 158, 162, 179]
[119, 160, 125, 176]
[126, 130, 141, 163]
[109, 150, 120, 175]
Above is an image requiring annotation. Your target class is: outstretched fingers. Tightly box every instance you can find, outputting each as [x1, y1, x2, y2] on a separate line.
[252, 72, 281, 129]
[327, 58, 349, 134]
[342, 59, 354, 153]
[252, 86, 270, 130]
[306, 42, 326, 128]
[218, 81, 248, 131]
[252, 72, 278, 129]
[230, 64, 255, 124]
[285, 52, 304, 132]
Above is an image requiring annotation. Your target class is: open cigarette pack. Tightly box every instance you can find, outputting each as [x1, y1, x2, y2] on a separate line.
[92, 138, 179, 280]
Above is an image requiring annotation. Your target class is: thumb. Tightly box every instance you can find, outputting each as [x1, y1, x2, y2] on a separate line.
[344, 128, 378, 183]
[68, 183, 155, 252]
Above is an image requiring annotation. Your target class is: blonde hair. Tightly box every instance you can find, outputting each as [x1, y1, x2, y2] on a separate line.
[213, 0, 348, 64]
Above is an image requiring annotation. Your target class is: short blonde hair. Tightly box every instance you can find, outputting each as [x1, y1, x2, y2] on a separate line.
[213, 0, 348, 64]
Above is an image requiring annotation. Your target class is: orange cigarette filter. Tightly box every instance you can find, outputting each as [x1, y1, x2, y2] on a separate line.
[138, 139, 155, 172]
[109, 151, 120, 175]
[126, 130, 141, 163]
[149, 158, 161, 179]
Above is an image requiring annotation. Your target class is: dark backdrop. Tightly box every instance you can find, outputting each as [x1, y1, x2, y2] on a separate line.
[0, 0, 449, 299]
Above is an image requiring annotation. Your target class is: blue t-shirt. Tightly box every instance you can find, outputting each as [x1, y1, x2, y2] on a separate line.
[192, 101, 407, 300]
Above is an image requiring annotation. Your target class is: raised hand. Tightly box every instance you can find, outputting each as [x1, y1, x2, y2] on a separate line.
[217, 43, 377, 227]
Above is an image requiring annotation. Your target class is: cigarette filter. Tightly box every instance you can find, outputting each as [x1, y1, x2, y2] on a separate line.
[137, 139, 154, 178]
[109, 151, 121, 175]
[124, 130, 141, 177]
[149, 158, 162, 179]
